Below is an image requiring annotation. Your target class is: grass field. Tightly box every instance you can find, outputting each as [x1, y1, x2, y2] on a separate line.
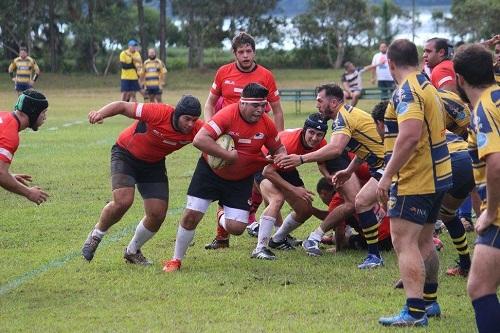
[0, 71, 481, 332]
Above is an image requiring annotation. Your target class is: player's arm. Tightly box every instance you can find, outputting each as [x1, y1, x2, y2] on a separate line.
[341, 78, 350, 92]
[333, 156, 364, 187]
[32, 60, 40, 82]
[0, 160, 48, 204]
[193, 127, 237, 163]
[119, 52, 135, 69]
[317, 162, 331, 180]
[475, 151, 500, 234]
[88, 101, 137, 124]
[276, 134, 349, 169]
[204, 92, 220, 122]
[269, 100, 285, 132]
[311, 206, 329, 220]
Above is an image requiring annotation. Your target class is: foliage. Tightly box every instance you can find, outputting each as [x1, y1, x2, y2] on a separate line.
[449, 0, 500, 41]
[370, 0, 408, 44]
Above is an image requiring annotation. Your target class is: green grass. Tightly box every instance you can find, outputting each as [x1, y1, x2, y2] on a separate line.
[0, 72, 481, 332]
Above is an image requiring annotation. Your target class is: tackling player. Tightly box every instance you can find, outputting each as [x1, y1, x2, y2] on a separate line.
[163, 83, 286, 272]
[81, 96, 203, 265]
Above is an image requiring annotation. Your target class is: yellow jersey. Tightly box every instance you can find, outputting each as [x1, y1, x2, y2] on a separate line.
[467, 85, 500, 227]
[8, 56, 40, 83]
[446, 131, 468, 154]
[385, 72, 452, 195]
[143, 58, 167, 88]
[437, 89, 471, 138]
[332, 104, 385, 169]
[120, 50, 143, 80]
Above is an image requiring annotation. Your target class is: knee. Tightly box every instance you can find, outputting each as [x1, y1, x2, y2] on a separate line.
[343, 201, 355, 215]
[113, 196, 134, 213]
[180, 210, 201, 230]
[230, 222, 246, 235]
[147, 209, 167, 225]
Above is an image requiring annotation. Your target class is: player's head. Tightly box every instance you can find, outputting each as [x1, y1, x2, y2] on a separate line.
[239, 83, 268, 123]
[495, 43, 500, 65]
[371, 100, 389, 140]
[387, 39, 419, 78]
[19, 46, 28, 58]
[315, 83, 344, 120]
[174, 95, 201, 134]
[343, 61, 355, 72]
[453, 44, 495, 102]
[316, 177, 335, 205]
[128, 39, 138, 51]
[147, 48, 157, 60]
[424, 37, 453, 68]
[302, 113, 327, 148]
[14, 89, 48, 131]
[232, 32, 256, 70]
[379, 42, 388, 54]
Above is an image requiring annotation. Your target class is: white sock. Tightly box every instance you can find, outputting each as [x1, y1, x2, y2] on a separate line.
[126, 220, 156, 254]
[255, 216, 276, 252]
[92, 225, 106, 239]
[272, 213, 300, 242]
[219, 214, 227, 231]
[173, 225, 195, 260]
[309, 227, 325, 242]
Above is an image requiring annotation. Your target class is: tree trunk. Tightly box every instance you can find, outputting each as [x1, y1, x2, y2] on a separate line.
[325, 37, 334, 68]
[137, 0, 146, 59]
[49, 0, 58, 72]
[88, 0, 99, 74]
[159, 0, 167, 63]
[334, 32, 345, 69]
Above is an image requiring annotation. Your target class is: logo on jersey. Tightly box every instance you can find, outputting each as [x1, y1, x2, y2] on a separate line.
[254, 132, 264, 139]
[224, 80, 235, 85]
[477, 133, 488, 148]
[396, 102, 409, 115]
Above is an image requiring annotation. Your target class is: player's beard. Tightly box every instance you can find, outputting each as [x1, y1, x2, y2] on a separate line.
[148, 56, 156, 60]
[456, 81, 470, 105]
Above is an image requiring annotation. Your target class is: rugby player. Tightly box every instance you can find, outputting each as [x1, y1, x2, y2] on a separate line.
[423, 37, 456, 92]
[119, 39, 143, 102]
[251, 113, 328, 260]
[163, 83, 286, 272]
[8, 46, 40, 95]
[142, 48, 167, 103]
[276, 83, 386, 269]
[377, 39, 452, 327]
[204, 32, 285, 249]
[454, 43, 500, 333]
[0, 89, 49, 204]
[81, 96, 203, 265]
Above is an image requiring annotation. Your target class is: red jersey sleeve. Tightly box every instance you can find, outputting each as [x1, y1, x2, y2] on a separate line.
[0, 125, 19, 164]
[203, 109, 230, 139]
[431, 62, 456, 89]
[210, 67, 224, 97]
[134, 103, 171, 126]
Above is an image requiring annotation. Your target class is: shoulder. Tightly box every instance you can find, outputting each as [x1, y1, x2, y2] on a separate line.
[144, 59, 151, 64]
[216, 63, 235, 74]
[12, 57, 21, 62]
[255, 64, 275, 77]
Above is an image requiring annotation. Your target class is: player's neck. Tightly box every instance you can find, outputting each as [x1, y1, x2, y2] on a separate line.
[393, 67, 418, 85]
[235, 61, 256, 73]
[466, 86, 491, 108]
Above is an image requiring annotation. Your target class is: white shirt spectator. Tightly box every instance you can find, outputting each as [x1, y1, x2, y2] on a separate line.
[371, 52, 393, 82]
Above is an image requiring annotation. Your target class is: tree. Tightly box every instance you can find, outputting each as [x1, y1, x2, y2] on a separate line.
[431, 10, 444, 33]
[136, 0, 146, 59]
[294, 0, 374, 69]
[371, 0, 407, 44]
[449, 0, 500, 41]
[159, 0, 166, 63]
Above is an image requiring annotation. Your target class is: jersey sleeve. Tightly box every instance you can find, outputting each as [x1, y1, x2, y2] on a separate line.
[8, 61, 16, 73]
[32, 59, 40, 74]
[134, 103, 169, 125]
[265, 71, 280, 103]
[119, 51, 127, 63]
[431, 65, 455, 89]
[210, 68, 223, 97]
[332, 111, 353, 138]
[395, 84, 424, 123]
[475, 104, 500, 161]
[204, 110, 230, 139]
[0, 128, 18, 164]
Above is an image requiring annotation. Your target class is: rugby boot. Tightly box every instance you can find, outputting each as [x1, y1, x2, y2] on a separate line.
[82, 230, 102, 261]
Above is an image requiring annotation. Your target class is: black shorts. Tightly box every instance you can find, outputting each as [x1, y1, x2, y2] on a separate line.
[146, 87, 162, 95]
[387, 184, 445, 225]
[187, 157, 253, 211]
[325, 151, 351, 174]
[254, 169, 304, 187]
[449, 151, 475, 200]
[120, 79, 140, 92]
[110, 144, 168, 200]
[475, 225, 500, 249]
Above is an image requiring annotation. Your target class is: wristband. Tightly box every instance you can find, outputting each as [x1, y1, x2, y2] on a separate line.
[299, 155, 304, 164]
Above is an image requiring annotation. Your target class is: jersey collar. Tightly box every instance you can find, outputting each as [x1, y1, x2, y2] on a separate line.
[235, 61, 258, 74]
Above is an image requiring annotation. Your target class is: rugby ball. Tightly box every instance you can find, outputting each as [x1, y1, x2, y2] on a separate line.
[207, 134, 235, 169]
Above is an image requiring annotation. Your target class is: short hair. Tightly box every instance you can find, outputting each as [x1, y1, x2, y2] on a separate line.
[388, 39, 419, 67]
[371, 100, 389, 122]
[241, 83, 268, 99]
[455, 41, 465, 48]
[343, 61, 353, 69]
[232, 32, 255, 52]
[19, 46, 27, 52]
[453, 44, 495, 87]
[315, 83, 344, 101]
[427, 37, 453, 58]
[316, 177, 335, 193]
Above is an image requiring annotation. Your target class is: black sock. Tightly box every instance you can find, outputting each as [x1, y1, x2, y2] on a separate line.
[472, 294, 500, 333]
[406, 298, 426, 319]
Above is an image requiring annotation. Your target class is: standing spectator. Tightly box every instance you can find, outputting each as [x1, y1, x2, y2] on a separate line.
[8, 46, 40, 95]
[370, 42, 395, 100]
[142, 48, 167, 103]
[119, 39, 143, 102]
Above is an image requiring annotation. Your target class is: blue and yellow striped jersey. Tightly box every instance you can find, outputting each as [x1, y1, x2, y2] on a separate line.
[143, 58, 167, 88]
[467, 85, 500, 227]
[446, 131, 468, 154]
[385, 72, 452, 195]
[8, 56, 40, 83]
[495, 66, 500, 86]
[332, 104, 384, 169]
[437, 89, 471, 138]
[120, 50, 143, 80]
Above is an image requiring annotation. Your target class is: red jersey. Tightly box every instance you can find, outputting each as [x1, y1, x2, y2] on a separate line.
[210, 62, 280, 110]
[430, 59, 456, 89]
[0, 112, 20, 164]
[116, 103, 203, 163]
[204, 103, 281, 181]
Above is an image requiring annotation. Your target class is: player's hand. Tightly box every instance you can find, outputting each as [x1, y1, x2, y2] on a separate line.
[332, 169, 352, 187]
[275, 154, 302, 169]
[376, 175, 391, 209]
[26, 186, 49, 205]
[265, 155, 275, 163]
[475, 209, 497, 235]
[225, 149, 238, 165]
[88, 111, 104, 124]
[294, 186, 314, 204]
[14, 174, 32, 186]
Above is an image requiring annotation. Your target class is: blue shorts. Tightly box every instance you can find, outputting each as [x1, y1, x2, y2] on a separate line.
[449, 151, 474, 199]
[145, 87, 162, 95]
[121, 79, 140, 92]
[15, 83, 31, 92]
[387, 184, 446, 225]
[475, 224, 500, 249]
